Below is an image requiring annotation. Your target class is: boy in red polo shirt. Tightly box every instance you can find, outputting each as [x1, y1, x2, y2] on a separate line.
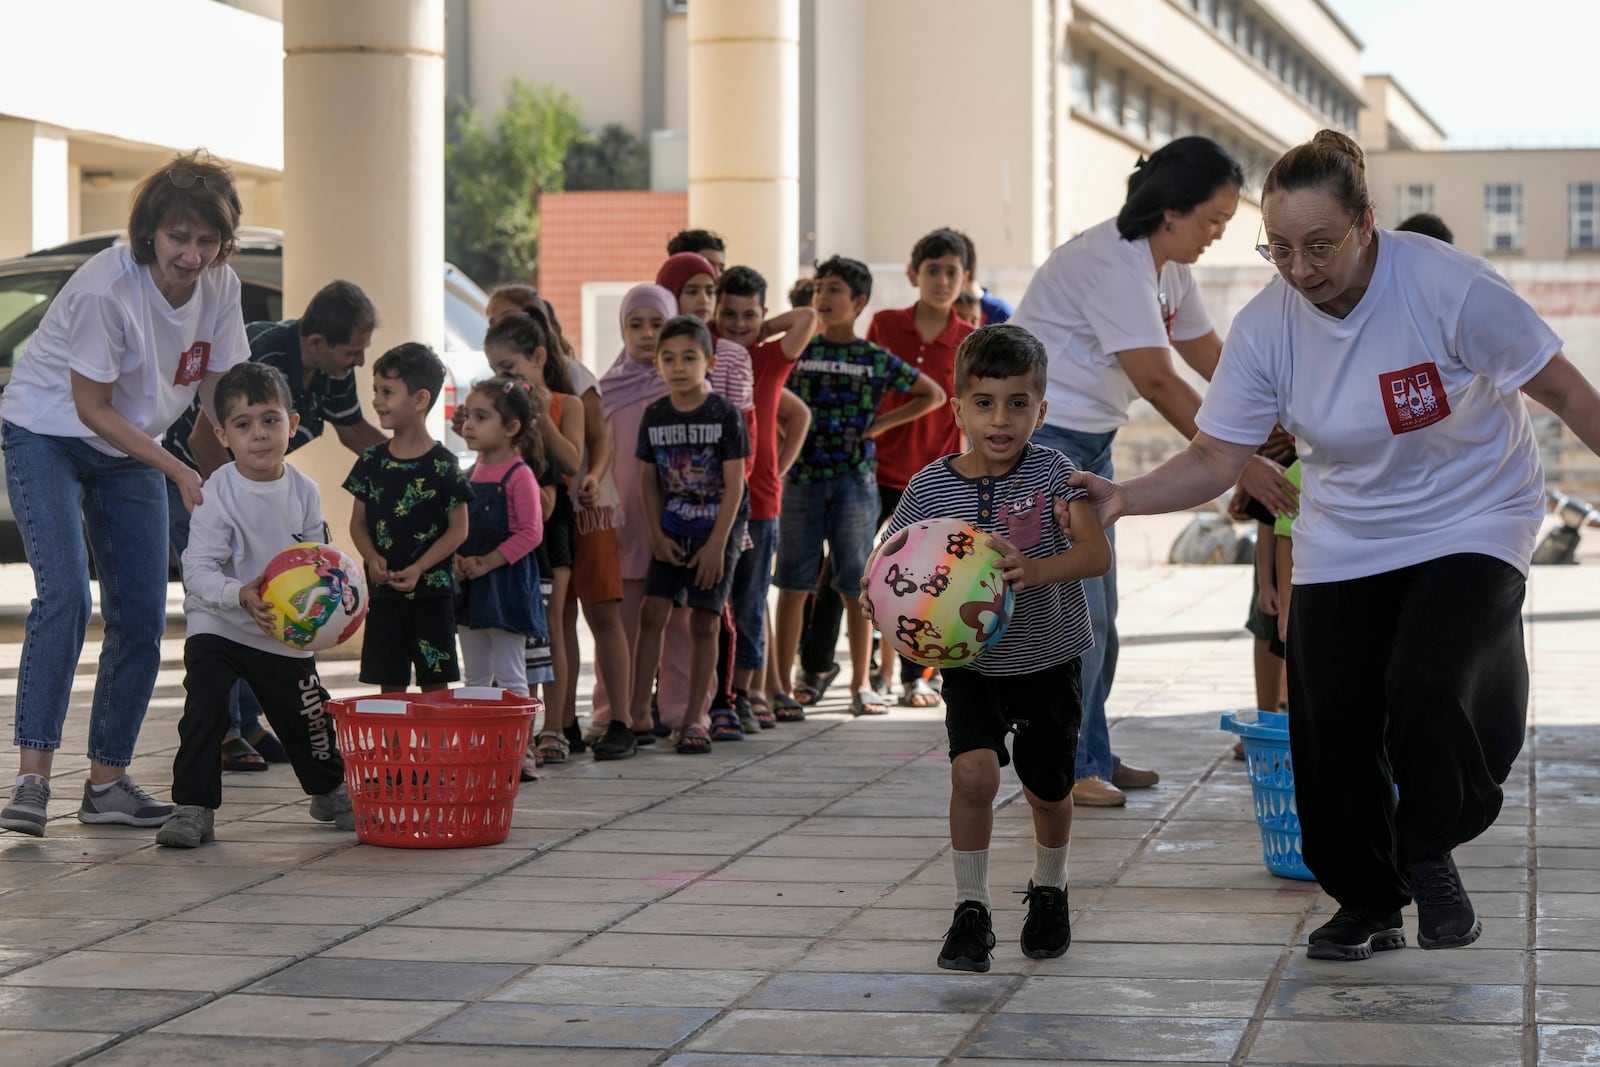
[865, 227, 977, 709]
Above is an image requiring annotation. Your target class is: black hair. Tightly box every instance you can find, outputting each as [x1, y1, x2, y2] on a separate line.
[667, 229, 726, 257]
[372, 342, 446, 411]
[909, 227, 971, 273]
[814, 255, 873, 301]
[298, 279, 376, 346]
[1116, 136, 1245, 240]
[954, 290, 981, 308]
[787, 274, 814, 310]
[954, 323, 1048, 395]
[1263, 129, 1370, 221]
[1397, 211, 1454, 245]
[214, 361, 294, 423]
[485, 307, 572, 395]
[469, 374, 546, 474]
[488, 284, 577, 360]
[952, 229, 979, 273]
[657, 315, 714, 359]
[716, 265, 768, 306]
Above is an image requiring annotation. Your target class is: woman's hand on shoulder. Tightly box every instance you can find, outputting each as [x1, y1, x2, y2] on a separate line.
[1236, 455, 1297, 519]
[1061, 471, 1125, 531]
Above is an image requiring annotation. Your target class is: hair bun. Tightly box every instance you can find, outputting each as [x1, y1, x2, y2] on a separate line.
[1311, 128, 1365, 170]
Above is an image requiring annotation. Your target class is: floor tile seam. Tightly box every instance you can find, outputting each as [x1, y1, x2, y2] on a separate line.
[1521, 718, 1541, 1067]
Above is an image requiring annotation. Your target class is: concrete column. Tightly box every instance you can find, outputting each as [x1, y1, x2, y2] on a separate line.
[687, 0, 800, 296]
[0, 121, 70, 258]
[282, 0, 445, 553]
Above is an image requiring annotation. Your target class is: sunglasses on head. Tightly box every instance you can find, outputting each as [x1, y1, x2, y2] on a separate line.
[166, 168, 223, 192]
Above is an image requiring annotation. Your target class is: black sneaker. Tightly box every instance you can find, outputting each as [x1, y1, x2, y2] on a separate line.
[1411, 854, 1481, 949]
[563, 723, 589, 755]
[937, 900, 996, 973]
[1019, 882, 1071, 959]
[592, 721, 638, 762]
[1306, 905, 1406, 961]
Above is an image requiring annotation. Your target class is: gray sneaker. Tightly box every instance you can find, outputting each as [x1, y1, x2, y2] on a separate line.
[309, 784, 355, 831]
[77, 777, 175, 827]
[155, 805, 216, 848]
[0, 776, 51, 836]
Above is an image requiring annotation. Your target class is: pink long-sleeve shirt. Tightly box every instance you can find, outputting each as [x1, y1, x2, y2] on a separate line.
[469, 459, 543, 563]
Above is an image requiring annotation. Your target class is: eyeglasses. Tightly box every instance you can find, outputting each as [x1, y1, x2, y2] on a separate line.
[166, 168, 222, 192]
[1256, 220, 1357, 267]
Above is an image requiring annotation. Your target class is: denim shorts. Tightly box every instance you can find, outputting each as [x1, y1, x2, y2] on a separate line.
[643, 521, 746, 613]
[729, 517, 779, 669]
[774, 468, 880, 595]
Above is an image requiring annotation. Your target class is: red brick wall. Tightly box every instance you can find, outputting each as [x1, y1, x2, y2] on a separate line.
[536, 191, 688, 358]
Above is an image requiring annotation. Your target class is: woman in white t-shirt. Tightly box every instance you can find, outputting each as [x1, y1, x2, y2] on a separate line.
[0, 153, 250, 838]
[1073, 130, 1600, 962]
[1012, 137, 1298, 809]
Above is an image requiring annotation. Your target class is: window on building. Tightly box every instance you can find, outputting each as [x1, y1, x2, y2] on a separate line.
[1395, 183, 1435, 224]
[1241, 16, 1257, 55]
[1570, 182, 1599, 250]
[1484, 183, 1524, 253]
[1095, 65, 1123, 127]
[1199, 0, 1217, 24]
[1071, 50, 1095, 113]
[1218, 1, 1237, 40]
[1124, 82, 1150, 140]
[1262, 37, 1277, 74]
[1152, 96, 1176, 144]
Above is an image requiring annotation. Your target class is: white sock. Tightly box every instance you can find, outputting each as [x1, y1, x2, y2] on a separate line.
[88, 776, 127, 795]
[952, 848, 990, 908]
[1033, 841, 1069, 890]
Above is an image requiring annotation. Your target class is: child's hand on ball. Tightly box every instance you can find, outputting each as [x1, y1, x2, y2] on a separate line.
[986, 534, 1038, 590]
[239, 577, 276, 635]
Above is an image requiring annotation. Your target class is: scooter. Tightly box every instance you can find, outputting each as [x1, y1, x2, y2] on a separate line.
[1531, 489, 1600, 565]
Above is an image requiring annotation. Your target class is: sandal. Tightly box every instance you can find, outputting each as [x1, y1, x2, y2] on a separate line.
[536, 730, 570, 764]
[900, 677, 941, 708]
[246, 729, 290, 764]
[221, 735, 269, 772]
[851, 688, 889, 717]
[520, 753, 541, 782]
[747, 693, 777, 730]
[676, 723, 712, 754]
[709, 708, 745, 742]
[793, 662, 840, 706]
[770, 692, 806, 723]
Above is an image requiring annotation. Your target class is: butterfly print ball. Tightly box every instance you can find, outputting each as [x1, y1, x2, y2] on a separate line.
[862, 519, 1014, 668]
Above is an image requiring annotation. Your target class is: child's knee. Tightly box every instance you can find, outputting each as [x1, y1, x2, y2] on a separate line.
[950, 750, 1001, 806]
[638, 597, 672, 630]
[690, 608, 721, 639]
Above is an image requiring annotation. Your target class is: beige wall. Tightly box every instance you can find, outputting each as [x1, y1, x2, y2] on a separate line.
[1369, 149, 1600, 261]
[1360, 75, 1445, 151]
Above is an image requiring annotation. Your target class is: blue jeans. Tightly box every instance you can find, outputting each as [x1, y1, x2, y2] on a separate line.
[1033, 422, 1121, 782]
[730, 517, 778, 670]
[165, 479, 265, 740]
[774, 469, 881, 594]
[4, 423, 168, 765]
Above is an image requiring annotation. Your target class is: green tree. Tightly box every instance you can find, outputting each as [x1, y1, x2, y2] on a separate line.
[445, 80, 584, 287]
[563, 123, 650, 191]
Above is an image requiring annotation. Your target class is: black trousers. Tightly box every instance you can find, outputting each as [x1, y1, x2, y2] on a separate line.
[173, 635, 346, 809]
[1286, 553, 1527, 914]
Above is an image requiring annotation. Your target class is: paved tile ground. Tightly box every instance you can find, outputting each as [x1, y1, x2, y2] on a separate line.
[0, 513, 1596, 1066]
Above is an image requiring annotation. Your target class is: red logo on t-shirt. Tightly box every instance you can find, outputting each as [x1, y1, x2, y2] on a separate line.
[174, 341, 211, 386]
[1378, 362, 1450, 435]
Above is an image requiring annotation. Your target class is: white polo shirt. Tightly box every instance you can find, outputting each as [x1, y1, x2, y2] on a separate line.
[1011, 218, 1213, 433]
[1, 245, 250, 455]
[1197, 230, 1561, 583]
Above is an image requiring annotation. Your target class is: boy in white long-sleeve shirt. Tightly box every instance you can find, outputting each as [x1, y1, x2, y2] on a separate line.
[158, 363, 354, 848]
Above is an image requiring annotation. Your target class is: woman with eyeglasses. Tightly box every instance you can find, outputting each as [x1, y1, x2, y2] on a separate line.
[0, 151, 250, 837]
[1072, 129, 1600, 961]
[1011, 136, 1299, 811]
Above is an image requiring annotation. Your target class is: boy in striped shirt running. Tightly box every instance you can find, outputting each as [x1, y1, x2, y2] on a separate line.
[870, 323, 1112, 972]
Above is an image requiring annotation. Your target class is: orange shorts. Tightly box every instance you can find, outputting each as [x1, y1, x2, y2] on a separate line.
[570, 519, 623, 603]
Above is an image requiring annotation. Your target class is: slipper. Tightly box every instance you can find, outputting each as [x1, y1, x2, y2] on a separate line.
[771, 692, 806, 722]
[221, 735, 269, 772]
[520, 753, 541, 782]
[246, 730, 290, 764]
[851, 688, 889, 717]
[535, 730, 570, 764]
[709, 708, 745, 742]
[900, 677, 942, 708]
[869, 672, 893, 698]
[747, 693, 777, 730]
[676, 723, 712, 754]
[633, 730, 658, 748]
[794, 662, 840, 706]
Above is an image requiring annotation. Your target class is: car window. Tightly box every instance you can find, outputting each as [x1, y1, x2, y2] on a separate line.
[444, 286, 487, 353]
[0, 270, 72, 387]
[240, 282, 282, 327]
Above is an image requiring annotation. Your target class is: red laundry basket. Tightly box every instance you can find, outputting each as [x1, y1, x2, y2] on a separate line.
[328, 687, 540, 848]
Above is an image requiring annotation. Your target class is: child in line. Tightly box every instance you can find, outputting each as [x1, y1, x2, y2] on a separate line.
[455, 376, 547, 712]
[158, 363, 353, 847]
[772, 256, 946, 719]
[628, 316, 750, 756]
[345, 343, 473, 693]
[870, 324, 1111, 972]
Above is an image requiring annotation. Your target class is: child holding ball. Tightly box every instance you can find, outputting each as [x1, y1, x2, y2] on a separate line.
[869, 323, 1111, 972]
[159, 362, 354, 848]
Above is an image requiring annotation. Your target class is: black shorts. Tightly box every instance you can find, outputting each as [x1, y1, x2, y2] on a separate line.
[359, 596, 461, 687]
[942, 658, 1083, 803]
[643, 524, 745, 613]
[544, 487, 575, 570]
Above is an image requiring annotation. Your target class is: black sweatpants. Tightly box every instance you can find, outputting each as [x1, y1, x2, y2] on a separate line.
[1286, 553, 1527, 914]
[173, 634, 346, 810]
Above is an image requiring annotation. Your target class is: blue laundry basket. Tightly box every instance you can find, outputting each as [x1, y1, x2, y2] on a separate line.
[1220, 710, 1315, 881]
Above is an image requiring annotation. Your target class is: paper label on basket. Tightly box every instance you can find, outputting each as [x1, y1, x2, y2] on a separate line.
[453, 686, 505, 701]
[354, 699, 411, 715]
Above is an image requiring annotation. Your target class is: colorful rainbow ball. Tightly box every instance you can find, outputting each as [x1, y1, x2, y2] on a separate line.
[862, 518, 1014, 668]
[259, 543, 369, 652]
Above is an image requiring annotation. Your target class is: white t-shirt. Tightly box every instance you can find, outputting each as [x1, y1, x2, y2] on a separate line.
[1011, 218, 1213, 433]
[1197, 230, 1561, 583]
[183, 462, 327, 657]
[0, 245, 250, 455]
